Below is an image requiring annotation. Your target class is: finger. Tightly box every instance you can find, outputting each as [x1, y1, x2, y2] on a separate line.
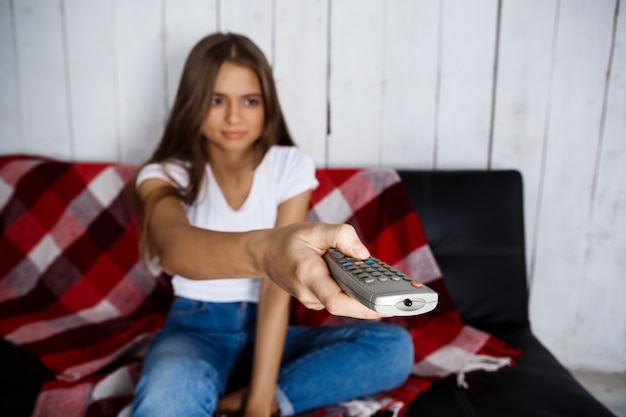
[326, 292, 384, 320]
[288, 284, 325, 310]
[293, 287, 325, 310]
[308, 266, 382, 319]
[332, 224, 370, 260]
[301, 299, 325, 311]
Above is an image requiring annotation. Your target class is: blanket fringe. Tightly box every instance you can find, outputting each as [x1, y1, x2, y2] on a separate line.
[456, 354, 513, 389]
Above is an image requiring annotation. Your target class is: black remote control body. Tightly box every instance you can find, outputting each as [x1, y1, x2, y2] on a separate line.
[323, 248, 438, 316]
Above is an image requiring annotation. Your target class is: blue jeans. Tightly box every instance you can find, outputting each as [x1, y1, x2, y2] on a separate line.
[132, 297, 413, 416]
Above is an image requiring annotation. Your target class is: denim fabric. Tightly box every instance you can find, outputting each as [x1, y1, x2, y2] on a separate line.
[132, 297, 413, 416]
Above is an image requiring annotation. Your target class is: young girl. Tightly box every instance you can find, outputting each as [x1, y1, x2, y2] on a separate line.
[131, 33, 413, 417]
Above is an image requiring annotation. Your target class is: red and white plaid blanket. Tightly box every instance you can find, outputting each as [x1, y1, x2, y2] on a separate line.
[0, 155, 171, 417]
[0, 155, 520, 417]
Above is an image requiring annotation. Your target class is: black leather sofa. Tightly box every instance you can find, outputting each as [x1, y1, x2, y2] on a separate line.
[397, 170, 615, 417]
[1, 167, 616, 417]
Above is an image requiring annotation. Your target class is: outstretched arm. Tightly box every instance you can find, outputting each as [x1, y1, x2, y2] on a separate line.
[138, 178, 378, 319]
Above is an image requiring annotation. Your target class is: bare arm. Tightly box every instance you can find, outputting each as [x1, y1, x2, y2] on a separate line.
[139, 178, 265, 280]
[138, 178, 380, 319]
[244, 190, 310, 416]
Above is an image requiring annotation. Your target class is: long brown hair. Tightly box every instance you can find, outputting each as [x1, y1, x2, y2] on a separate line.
[131, 32, 295, 261]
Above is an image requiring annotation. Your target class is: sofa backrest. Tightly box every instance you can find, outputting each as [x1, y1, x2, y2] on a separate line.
[397, 170, 529, 329]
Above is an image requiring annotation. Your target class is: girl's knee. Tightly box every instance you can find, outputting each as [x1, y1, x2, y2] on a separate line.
[133, 356, 220, 416]
[387, 324, 414, 356]
[367, 323, 414, 385]
[366, 322, 413, 350]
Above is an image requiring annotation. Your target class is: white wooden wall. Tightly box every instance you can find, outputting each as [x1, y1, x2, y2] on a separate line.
[1, 0, 624, 373]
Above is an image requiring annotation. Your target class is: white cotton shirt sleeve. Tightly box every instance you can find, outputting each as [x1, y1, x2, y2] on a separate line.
[135, 161, 190, 190]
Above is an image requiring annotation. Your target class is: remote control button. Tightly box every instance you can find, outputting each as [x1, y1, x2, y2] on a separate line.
[354, 261, 364, 266]
[411, 281, 424, 288]
[378, 276, 388, 282]
[342, 262, 352, 268]
[364, 277, 375, 284]
[390, 275, 401, 281]
[371, 272, 382, 277]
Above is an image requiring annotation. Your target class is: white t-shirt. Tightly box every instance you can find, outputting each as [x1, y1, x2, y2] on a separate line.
[136, 146, 319, 303]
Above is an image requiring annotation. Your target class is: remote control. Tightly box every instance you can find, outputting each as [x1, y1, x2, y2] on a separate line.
[323, 248, 438, 316]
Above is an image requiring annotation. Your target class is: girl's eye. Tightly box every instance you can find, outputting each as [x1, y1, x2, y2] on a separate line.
[244, 97, 261, 107]
[211, 96, 224, 106]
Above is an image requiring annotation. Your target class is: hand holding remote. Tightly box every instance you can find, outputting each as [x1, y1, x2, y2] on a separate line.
[323, 248, 438, 316]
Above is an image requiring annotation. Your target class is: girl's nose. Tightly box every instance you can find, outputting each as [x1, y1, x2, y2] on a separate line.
[226, 102, 241, 124]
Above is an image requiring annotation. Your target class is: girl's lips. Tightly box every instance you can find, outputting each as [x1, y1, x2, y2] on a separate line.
[222, 131, 246, 139]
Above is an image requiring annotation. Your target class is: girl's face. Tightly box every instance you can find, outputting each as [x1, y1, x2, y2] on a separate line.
[201, 61, 265, 157]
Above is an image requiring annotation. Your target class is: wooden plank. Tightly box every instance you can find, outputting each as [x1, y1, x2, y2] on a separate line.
[13, 0, 71, 159]
[529, 0, 617, 367]
[274, 0, 328, 165]
[435, 0, 498, 169]
[490, 0, 559, 276]
[64, 0, 118, 161]
[0, 0, 23, 154]
[328, 0, 385, 167]
[380, 0, 440, 169]
[164, 0, 217, 108]
[115, 0, 167, 163]
[218, 0, 274, 63]
[574, 2, 626, 372]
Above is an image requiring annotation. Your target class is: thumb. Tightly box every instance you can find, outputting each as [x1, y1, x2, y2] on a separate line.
[331, 224, 370, 260]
